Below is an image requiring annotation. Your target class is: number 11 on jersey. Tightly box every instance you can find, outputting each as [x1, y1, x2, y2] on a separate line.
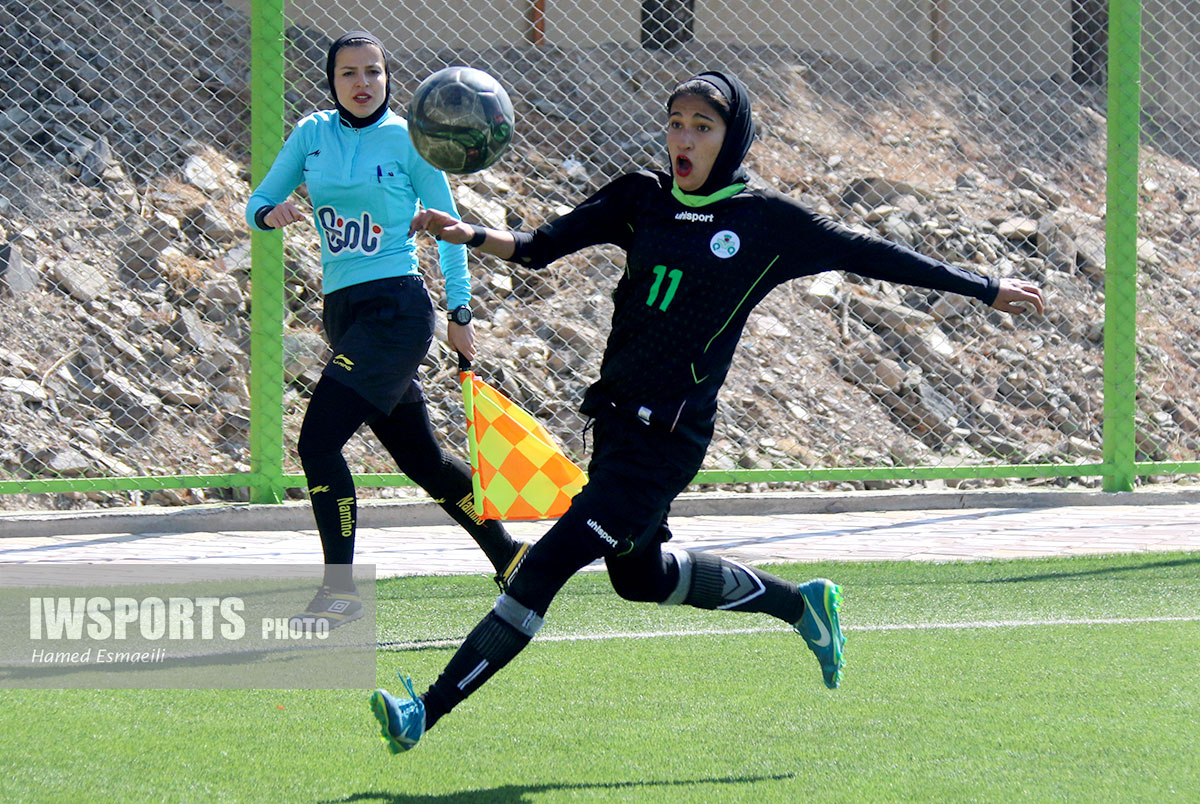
[647, 265, 682, 311]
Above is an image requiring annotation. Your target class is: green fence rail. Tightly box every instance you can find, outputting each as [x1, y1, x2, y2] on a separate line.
[247, 0, 287, 504]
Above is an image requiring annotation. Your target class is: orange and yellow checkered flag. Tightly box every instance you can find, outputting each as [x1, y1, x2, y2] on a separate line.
[460, 361, 586, 520]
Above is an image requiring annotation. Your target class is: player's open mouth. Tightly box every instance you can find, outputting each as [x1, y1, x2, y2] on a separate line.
[354, 94, 372, 103]
[675, 155, 693, 177]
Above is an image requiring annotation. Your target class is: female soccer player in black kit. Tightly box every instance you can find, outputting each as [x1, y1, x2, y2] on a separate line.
[371, 70, 1045, 751]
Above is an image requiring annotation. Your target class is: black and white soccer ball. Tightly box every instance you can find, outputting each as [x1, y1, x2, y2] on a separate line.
[407, 66, 514, 174]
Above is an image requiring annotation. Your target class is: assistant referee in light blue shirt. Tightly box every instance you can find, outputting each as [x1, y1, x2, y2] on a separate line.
[246, 31, 524, 623]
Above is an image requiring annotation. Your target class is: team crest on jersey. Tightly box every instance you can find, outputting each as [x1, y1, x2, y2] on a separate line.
[710, 229, 740, 259]
[316, 206, 383, 255]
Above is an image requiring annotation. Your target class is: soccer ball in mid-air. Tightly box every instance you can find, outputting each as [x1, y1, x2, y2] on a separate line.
[408, 66, 514, 174]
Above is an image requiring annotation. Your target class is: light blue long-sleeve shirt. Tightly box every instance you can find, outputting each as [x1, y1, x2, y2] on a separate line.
[245, 108, 470, 308]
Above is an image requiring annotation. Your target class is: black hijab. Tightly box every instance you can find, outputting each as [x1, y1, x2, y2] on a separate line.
[326, 31, 391, 129]
[673, 70, 756, 196]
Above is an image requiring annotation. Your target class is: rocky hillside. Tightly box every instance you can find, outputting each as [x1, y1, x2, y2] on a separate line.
[1, 2, 1198, 511]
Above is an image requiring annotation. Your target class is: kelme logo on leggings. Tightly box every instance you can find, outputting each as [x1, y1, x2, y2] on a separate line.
[317, 206, 383, 255]
[337, 497, 354, 539]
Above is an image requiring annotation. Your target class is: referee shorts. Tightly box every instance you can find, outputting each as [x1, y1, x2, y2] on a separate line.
[320, 276, 435, 414]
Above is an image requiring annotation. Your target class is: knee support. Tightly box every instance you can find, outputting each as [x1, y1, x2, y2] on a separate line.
[660, 550, 767, 610]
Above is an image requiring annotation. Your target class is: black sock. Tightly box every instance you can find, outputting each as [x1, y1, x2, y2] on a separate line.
[421, 611, 532, 730]
[682, 551, 805, 624]
[320, 563, 357, 593]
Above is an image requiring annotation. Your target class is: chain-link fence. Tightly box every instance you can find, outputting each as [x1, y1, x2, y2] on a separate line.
[0, 0, 1197, 510]
[1, 0, 254, 508]
[1131, 0, 1200, 482]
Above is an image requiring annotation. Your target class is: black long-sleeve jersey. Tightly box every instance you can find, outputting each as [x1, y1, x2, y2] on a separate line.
[509, 170, 1000, 447]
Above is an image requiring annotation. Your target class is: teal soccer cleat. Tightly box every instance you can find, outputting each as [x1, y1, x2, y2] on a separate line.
[370, 675, 426, 754]
[794, 579, 845, 689]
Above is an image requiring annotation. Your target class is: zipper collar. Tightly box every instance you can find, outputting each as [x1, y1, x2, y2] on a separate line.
[339, 107, 392, 132]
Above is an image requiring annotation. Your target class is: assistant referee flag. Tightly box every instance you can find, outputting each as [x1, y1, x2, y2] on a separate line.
[460, 361, 586, 520]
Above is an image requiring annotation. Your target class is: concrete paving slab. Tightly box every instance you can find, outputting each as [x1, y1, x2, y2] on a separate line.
[0, 489, 1196, 578]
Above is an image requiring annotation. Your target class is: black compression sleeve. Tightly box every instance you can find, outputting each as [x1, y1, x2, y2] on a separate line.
[508, 231, 536, 266]
[766, 193, 1000, 303]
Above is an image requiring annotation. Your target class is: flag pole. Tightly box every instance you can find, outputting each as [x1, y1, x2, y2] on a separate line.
[458, 352, 487, 518]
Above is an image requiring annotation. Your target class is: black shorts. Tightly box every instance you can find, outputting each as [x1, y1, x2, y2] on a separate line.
[320, 276, 435, 414]
[560, 412, 708, 558]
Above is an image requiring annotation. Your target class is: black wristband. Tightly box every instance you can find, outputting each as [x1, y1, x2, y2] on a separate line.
[254, 204, 276, 231]
[466, 224, 488, 248]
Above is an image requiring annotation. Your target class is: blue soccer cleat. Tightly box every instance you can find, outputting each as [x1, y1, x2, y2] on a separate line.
[794, 579, 845, 689]
[370, 675, 426, 754]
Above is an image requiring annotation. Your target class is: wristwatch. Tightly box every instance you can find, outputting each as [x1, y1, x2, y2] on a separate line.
[448, 305, 472, 326]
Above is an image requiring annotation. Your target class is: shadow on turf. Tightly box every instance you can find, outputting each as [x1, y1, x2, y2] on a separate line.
[324, 773, 796, 803]
[965, 554, 1200, 584]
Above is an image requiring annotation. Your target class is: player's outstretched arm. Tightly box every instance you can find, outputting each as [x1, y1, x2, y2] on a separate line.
[410, 209, 516, 259]
[990, 278, 1045, 316]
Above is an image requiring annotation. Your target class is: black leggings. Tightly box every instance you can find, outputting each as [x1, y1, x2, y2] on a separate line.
[296, 375, 516, 571]
[505, 505, 677, 615]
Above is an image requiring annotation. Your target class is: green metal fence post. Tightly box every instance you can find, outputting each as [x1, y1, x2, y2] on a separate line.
[1102, 0, 1140, 492]
[248, 0, 287, 503]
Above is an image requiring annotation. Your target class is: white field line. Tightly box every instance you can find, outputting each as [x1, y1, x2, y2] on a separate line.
[378, 614, 1200, 651]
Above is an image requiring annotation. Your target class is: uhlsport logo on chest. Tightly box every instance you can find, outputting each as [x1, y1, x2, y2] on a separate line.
[317, 206, 383, 255]
[709, 229, 741, 259]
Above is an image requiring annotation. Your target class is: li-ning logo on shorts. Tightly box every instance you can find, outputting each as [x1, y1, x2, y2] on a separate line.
[316, 206, 383, 255]
[710, 230, 741, 259]
[332, 354, 354, 372]
[675, 211, 714, 223]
